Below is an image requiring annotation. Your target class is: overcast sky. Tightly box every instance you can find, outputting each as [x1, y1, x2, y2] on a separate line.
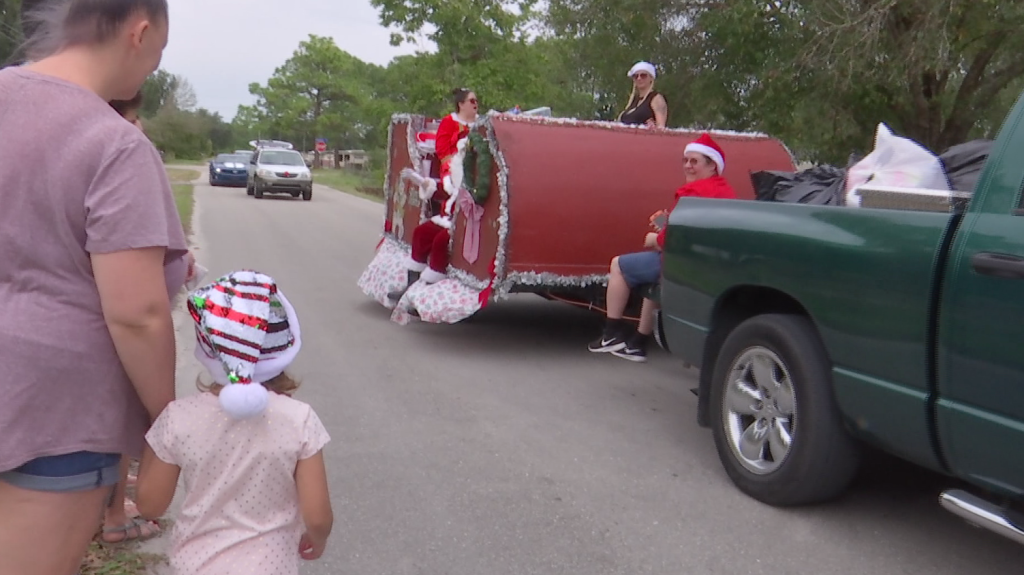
[158, 0, 432, 121]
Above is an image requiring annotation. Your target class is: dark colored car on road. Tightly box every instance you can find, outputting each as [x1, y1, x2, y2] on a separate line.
[209, 153, 249, 187]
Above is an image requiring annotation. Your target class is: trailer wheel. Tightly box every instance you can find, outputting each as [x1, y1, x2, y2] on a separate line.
[709, 313, 860, 506]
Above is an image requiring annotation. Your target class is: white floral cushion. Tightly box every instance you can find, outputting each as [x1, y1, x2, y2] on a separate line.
[359, 236, 487, 324]
[391, 278, 484, 325]
[357, 237, 410, 309]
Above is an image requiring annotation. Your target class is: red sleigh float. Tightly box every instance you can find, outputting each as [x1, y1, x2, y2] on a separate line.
[358, 112, 797, 324]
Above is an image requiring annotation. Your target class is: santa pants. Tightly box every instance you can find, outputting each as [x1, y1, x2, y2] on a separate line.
[410, 221, 450, 275]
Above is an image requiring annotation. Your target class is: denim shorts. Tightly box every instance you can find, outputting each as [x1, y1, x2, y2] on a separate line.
[0, 451, 121, 493]
[617, 251, 662, 288]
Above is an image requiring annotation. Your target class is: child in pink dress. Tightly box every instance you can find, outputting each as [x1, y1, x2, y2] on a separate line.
[135, 270, 334, 575]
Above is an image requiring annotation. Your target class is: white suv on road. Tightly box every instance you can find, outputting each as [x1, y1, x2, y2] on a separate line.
[246, 144, 314, 201]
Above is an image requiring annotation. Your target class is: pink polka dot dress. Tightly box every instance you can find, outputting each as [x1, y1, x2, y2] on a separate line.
[146, 391, 330, 575]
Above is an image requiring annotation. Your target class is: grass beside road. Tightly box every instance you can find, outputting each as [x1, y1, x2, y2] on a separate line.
[167, 167, 198, 234]
[314, 168, 384, 204]
[163, 158, 208, 166]
[166, 167, 200, 183]
[167, 168, 198, 235]
[81, 540, 167, 575]
[174, 184, 194, 236]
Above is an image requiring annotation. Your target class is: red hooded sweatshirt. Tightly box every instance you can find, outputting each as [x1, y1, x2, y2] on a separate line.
[656, 175, 738, 248]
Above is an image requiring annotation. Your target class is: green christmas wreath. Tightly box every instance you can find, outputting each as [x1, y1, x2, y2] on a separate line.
[461, 131, 493, 204]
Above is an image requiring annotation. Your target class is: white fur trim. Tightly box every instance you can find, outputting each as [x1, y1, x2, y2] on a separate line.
[430, 215, 452, 229]
[627, 61, 656, 79]
[685, 142, 725, 175]
[218, 382, 269, 420]
[194, 290, 303, 393]
[443, 188, 459, 216]
[419, 179, 437, 201]
[450, 112, 470, 126]
[444, 137, 468, 194]
[421, 267, 447, 284]
[401, 167, 438, 201]
[406, 256, 427, 272]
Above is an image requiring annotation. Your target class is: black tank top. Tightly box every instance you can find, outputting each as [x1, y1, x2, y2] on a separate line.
[618, 91, 660, 126]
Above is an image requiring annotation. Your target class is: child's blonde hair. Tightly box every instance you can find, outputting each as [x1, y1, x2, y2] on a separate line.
[198, 372, 301, 397]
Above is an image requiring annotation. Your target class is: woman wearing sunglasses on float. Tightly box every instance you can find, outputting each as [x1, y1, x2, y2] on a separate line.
[388, 88, 480, 303]
[617, 61, 668, 128]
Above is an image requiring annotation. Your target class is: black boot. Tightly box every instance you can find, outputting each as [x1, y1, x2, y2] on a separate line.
[388, 270, 420, 301]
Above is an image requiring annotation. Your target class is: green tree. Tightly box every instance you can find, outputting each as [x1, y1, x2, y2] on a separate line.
[193, 108, 234, 151]
[0, 0, 23, 65]
[372, 0, 593, 118]
[140, 69, 180, 118]
[245, 35, 371, 164]
[546, 0, 1024, 162]
[145, 106, 213, 161]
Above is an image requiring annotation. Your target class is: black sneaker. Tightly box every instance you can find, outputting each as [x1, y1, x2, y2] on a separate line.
[612, 345, 648, 363]
[589, 333, 626, 353]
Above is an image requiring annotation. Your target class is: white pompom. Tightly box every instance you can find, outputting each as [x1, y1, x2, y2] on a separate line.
[219, 382, 269, 419]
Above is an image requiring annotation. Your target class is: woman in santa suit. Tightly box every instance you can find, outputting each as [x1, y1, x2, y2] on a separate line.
[389, 88, 479, 301]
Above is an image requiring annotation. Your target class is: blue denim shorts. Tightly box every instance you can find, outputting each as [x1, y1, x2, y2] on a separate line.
[617, 251, 662, 288]
[0, 451, 121, 493]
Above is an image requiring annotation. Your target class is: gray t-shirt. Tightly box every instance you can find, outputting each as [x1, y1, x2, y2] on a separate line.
[0, 67, 189, 471]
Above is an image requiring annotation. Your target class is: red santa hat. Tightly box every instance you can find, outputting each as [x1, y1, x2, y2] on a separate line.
[188, 270, 302, 419]
[684, 133, 726, 175]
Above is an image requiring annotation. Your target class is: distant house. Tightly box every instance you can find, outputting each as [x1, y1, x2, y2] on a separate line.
[303, 149, 369, 169]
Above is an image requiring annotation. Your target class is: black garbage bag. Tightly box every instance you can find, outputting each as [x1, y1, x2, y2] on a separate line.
[751, 171, 797, 201]
[751, 165, 847, 205]
[939, 139, 993, 192]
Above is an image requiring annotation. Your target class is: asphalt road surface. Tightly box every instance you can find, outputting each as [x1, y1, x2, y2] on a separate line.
[163, 171, 1024, 574]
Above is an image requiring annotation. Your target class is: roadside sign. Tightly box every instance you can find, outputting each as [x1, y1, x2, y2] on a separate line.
[315, 138, 328, 153]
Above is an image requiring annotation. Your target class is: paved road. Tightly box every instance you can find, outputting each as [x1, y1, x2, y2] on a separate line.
[164, 172, 1024, 574]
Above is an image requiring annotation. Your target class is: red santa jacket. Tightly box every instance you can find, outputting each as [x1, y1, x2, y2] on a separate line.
[435, 113, 471, 163]
[427, 113, 472, 225]
[656, 175, 737, 248]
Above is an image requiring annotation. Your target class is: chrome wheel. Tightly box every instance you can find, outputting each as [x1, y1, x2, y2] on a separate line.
[722, 346, 797, 475]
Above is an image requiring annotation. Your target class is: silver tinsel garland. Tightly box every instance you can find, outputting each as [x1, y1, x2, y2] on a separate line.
[447, 267, 491, 291]
[504, 271, 609, 288]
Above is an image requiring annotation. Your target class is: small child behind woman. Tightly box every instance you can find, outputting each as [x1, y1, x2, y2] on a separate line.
[135, 270, 334, 575]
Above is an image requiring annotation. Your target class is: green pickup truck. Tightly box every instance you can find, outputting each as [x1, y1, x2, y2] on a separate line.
[658, 98, 1024, 545]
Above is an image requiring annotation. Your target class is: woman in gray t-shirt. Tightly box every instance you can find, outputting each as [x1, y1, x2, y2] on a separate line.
[0, 2, 186, 574]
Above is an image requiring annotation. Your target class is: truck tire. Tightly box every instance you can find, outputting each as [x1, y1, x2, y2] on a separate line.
[254, 186, 263, 199]
[302, 188, 312, 201]
[246, 182, 254, 196]
[709, 313, 860, 506]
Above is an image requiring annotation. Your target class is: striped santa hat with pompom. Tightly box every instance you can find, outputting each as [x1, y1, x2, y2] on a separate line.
[188, 270, 302, 419]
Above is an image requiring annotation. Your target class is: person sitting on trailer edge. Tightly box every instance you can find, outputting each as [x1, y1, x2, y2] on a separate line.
[589, 133, 737, 362]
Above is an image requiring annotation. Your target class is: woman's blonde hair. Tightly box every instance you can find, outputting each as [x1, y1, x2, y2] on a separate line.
[617, 76, 655, 122]
[197, 372, 301, 397]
